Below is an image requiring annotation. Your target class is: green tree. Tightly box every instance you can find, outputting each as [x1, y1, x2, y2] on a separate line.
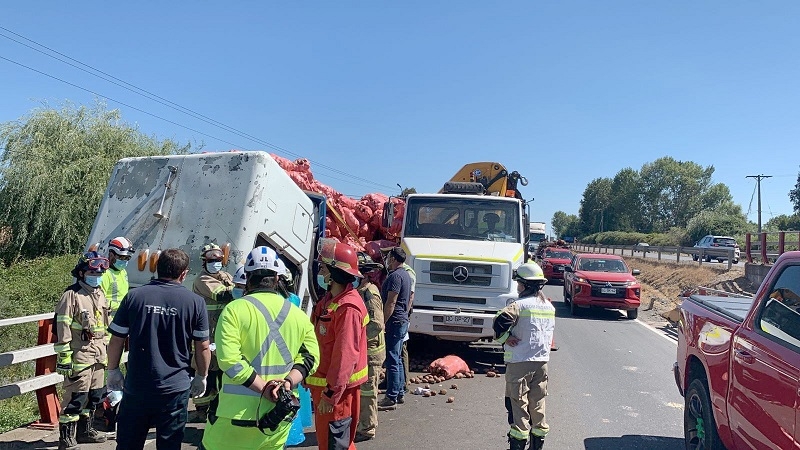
[0, 102, 190, 264]
[578, 177, 613, 235]
[790, 167, 800, 213]
[685, 209, 751, 246]
[551, 211, 570, 237]
[765, 214, 800, 231]
[606, 168, 642, 232]
[400, 187, 417, 197]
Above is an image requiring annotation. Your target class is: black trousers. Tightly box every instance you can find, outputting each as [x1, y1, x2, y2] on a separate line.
[116, 389, 190, 450]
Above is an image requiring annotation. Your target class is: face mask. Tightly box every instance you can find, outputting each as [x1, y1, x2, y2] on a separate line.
[232, 287, 244, 299]
[316, 274, 329, 290]
[208, 262, 223, 273]
[84, 276, 102, 288]
[352, 278, 360, 289]
[114, 260, 129, 270]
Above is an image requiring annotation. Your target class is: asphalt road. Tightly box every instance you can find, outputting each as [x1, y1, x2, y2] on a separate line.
[1, 285, 686, 450]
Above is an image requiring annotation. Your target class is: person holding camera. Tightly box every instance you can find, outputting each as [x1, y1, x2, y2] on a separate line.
[202, 246, 319, 450]
[306, 239, 368, 450]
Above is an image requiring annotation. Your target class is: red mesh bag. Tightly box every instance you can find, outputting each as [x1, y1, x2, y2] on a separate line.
[427, 355, 470, 380]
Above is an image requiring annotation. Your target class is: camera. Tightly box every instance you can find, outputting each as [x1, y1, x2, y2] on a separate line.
[258, 386, 300, 432]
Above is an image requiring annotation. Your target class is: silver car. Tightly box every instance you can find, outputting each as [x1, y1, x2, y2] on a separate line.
[693, 235, 740, 264]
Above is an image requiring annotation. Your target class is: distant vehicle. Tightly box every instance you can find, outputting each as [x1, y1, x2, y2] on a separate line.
[635, 242, 650, 253]
[563, 253, 642, 319]
[692, 235, 740, 264]
[528, 222, 546, 252]
[539, 248, 572, 282]
[675, 252, 800, 450]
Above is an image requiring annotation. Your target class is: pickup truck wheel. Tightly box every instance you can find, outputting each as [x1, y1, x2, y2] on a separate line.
[704, 255, 712, 263]
[626, 308, 638, 320]
[563, 285, 570, 303]
[569, 296, 579, 316]
[685, 378, 725, 450]
[692, 254, 698, 262]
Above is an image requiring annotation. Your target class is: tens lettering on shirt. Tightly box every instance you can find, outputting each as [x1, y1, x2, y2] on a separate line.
[144, 305, 179, 316]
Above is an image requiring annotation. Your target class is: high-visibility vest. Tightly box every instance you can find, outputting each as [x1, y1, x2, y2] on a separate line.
[100, 267, 128, 317]
[214, 292, 319, 420]
[502, 293, 555, 363]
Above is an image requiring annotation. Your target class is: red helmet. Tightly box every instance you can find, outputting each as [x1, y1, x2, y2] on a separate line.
[318, 238, 362, 278]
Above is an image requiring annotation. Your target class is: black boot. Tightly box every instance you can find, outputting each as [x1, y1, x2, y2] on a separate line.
[508, 436, 527, 450]
[529, 436, 544, 450]
[58, 421, 80, 450]
[77, 416, 107, 443]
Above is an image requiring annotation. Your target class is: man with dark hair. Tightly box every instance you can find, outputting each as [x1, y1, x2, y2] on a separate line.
[378, 247, 412, 410]
[107, 248, 211, 450]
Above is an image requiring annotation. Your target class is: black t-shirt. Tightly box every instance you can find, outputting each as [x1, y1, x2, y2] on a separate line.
[381, 268, 412, 325]
[109, 279, 209, 396]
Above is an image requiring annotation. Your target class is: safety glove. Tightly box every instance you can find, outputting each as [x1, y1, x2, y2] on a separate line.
[190, 374, 208, 398]
[107, 368, 125, 391]
[56, 352, 73, 377]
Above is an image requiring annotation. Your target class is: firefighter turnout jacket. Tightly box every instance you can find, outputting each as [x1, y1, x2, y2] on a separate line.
[214, 290, 319, 421]
[358, 282, 385, 367]
[54, 281, 110, 371]
[493, 292, 555, 363]
[307, 285, 369, 404]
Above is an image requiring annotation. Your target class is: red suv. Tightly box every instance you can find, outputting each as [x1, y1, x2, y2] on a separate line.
[539, 248, 572, 282]
[563, 254, 641, 319]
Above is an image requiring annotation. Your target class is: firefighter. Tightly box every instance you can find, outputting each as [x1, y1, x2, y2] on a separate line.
[191, 243, 235, 422]
[493, 262, 555, 450]
[231, 265, 246, 300]
[202, 246, 319, 450]
[54, 251, 111, 450]
[100, 236, 133, 320]
[354, 252, 385, 442]
[306, 239, 369, 450]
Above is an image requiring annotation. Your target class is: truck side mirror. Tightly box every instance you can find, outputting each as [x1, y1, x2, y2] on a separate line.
[632, 269, 641, 276]
[382, 201, 395, 229]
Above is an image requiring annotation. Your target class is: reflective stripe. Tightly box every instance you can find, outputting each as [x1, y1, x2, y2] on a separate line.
[509, 428, 528, 440]
[362, 315, 369, 327]
[193, 329, 209, 339]
[226, 362, 246, 379]
[530, 428, 548, 437]
[108, 322, 129, 335]
[367, 343, 385, 355]
[496, 331, 510, 344]
[350, 365, 368, 382]
[222, 383, 263, 397]
[69, 322, 83, 330]
[56, 315, 72, 324]
[519, 310, 555, 319]
[206, 304, 226, 311]
[110, 271, 119, 307]
[242, 296, 294, 376]
[304, 375, 327, 387]
[54, 343, 71, 353]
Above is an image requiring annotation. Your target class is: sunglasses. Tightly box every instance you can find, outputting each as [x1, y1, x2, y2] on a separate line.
[87, 257, 110, 270]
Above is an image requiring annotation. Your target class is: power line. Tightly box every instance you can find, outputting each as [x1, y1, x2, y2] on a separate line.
[0, 26, 398, 191]
[746, 174, 772, 233]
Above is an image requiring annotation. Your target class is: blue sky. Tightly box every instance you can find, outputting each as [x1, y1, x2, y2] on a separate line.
[1, 2, 798, 233]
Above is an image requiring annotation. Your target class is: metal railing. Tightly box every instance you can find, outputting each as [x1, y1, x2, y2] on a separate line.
[745, 232, 800, 264]
[570, 243, 738, 270]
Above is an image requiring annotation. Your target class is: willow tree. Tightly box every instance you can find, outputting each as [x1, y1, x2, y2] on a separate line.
[0, 102, 190, 264]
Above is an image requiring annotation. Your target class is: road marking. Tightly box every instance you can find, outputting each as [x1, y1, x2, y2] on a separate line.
[634, 319, 679, 345]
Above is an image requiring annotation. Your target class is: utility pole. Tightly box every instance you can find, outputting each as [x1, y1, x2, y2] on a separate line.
[746, 174, 772, 233]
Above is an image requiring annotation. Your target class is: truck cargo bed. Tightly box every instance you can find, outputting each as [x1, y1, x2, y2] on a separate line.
[687, 294, 755, 324]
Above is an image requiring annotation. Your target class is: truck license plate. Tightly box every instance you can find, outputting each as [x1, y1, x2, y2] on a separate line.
[444, 315, 473, 326]
[601, 288, 616, 294]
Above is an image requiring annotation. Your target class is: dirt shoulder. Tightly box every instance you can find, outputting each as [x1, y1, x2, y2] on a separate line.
[624, 258, 760, 328]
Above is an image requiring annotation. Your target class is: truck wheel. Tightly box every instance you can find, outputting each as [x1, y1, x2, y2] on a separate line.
[626, 309, 638, 320]
[684, 378, 725, 450]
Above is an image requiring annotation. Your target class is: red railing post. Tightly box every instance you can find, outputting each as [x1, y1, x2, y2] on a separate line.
[745, 233, 752, 263]
[30, 318, 60, 430]
[760, 232, 768, 264]
[779, 232, 785, 257]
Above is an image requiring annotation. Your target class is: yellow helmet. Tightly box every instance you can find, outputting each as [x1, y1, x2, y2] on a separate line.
[513, 262, 547, 283]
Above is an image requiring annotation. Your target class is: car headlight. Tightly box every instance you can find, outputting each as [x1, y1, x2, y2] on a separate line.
[575, 276, 588, 284]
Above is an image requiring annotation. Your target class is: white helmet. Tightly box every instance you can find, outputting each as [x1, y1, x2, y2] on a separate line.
[244, 246, 282, 273]
[109, 236, 134, 257]
[513, 262, 547, 283]
[233, 265, 246, 285]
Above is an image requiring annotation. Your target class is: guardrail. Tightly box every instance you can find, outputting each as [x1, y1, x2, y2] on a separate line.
[745, 232, 800, 264]
[570, 243, 737, 270]
[0, 313, 62, 429]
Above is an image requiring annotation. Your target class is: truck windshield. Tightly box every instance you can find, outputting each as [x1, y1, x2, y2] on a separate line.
[530, 232, 546, 242]
[404, 197, 521, 243]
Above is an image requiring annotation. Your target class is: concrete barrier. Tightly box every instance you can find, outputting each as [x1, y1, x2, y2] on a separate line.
[745, 263, 771, 288]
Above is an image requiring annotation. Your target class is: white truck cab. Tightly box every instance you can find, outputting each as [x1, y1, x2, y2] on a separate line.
[84, 151, 326, 313]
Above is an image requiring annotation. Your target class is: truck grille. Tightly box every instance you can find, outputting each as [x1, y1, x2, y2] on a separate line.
[589, 281, 628, 299]
[432, 317, 485, 325]
[432, 325, 484, 334]
[427, 261, 494, 286]
[432, 295, 487, 305]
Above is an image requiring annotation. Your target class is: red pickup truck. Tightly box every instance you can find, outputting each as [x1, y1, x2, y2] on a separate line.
[674, 251, 800, 450]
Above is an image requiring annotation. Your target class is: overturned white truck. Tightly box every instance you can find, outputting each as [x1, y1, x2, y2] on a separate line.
[84, 151, 327, 313]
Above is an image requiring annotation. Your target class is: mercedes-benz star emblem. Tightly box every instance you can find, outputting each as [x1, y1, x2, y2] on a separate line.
[453, 266, 469, 282]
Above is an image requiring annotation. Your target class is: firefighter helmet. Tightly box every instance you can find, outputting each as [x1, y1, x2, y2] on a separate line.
[513, 262, 547, 283]
[201, 243, 223, 261]
[317, 238, 362, 278]
[245, 246, 282, 273]
[233, 266, 246, 285]
[357, 251, 383, 273]
[73, 251, 110, 276]
[108, 237, 134, 257]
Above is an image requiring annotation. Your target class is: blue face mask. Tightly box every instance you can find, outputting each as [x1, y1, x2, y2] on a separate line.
[208, 262, 223, 274]
[316, 274, 329, 290]
[232, 287, 244, 299]
[352, 278, 360, 289]
[84, 276, 102, 288]
[114, 260, 129, 270]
